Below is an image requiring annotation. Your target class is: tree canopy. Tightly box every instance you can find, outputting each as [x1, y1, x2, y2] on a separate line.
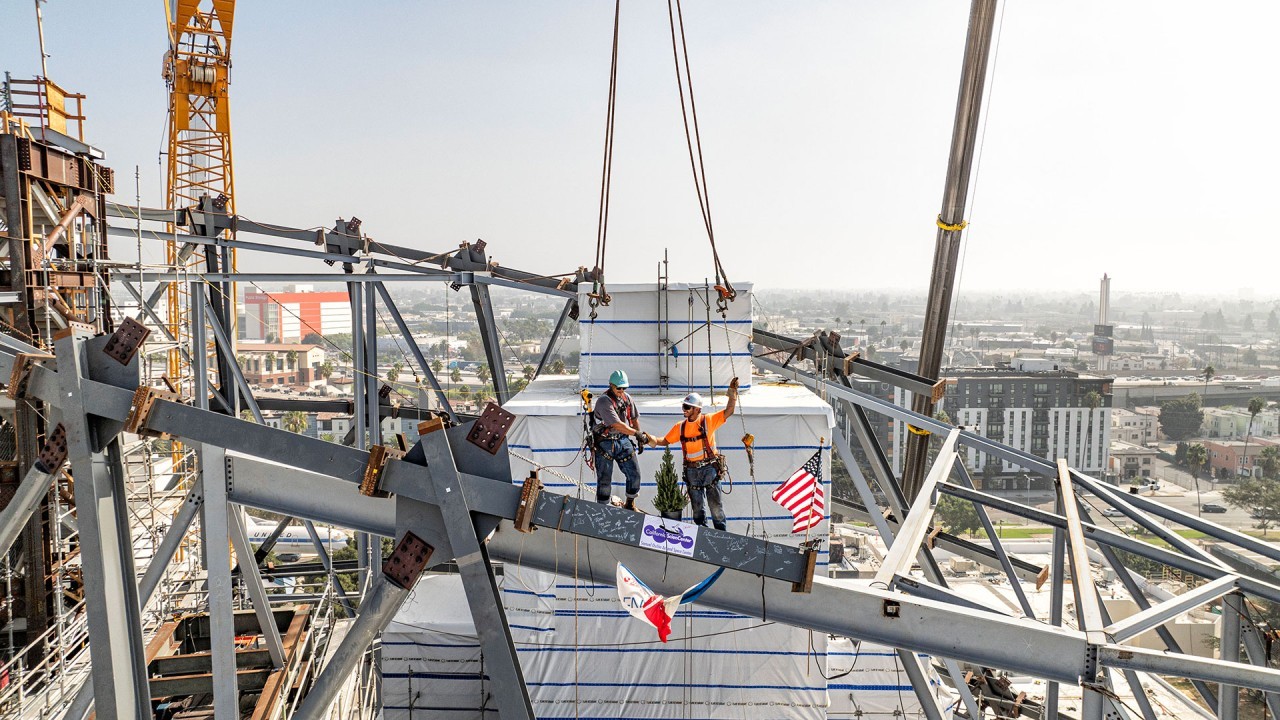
[934, 495, 982, 538]
[1159, 395, 1204, 441]
[1224, 478, 1280, 536]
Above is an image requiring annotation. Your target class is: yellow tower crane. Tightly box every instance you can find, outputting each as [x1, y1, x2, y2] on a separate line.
[163, 0, 236, 387]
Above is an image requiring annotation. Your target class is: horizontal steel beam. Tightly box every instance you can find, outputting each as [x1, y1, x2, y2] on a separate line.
[1106, 575, 1238, 642]
[753, 328, 942, 398]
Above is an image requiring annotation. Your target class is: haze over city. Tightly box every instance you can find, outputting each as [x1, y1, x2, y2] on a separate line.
[4, 2, 1280, 294]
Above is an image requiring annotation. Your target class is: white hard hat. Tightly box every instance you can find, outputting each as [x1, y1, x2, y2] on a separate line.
[682, 392, 704, 408]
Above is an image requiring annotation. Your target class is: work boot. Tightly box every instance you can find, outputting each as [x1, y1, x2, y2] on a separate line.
[624, 497, 637, 512]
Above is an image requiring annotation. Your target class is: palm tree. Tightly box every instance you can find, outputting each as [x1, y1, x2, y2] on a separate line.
[286, 349, 299, 370]
[431, 358, 444, 373]
[450, 367, 462, 384]
[264, 353, 277, 375]
[1242, 397, 1267, 480]
[387, 361, 403, 384]
[550, 358, 566, 375]
[1083, 391, 1103, 471]
[283, 411, 309, 434]
[522, 364, 536, 380]
[319, 359, 334, 381]
[1202, 364, 1216, 402]
[1187, 443, 1208, 516]
[477, 365, 491, 384]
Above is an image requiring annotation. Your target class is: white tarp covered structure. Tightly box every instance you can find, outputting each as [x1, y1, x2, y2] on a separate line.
[578, 282, 753, 394]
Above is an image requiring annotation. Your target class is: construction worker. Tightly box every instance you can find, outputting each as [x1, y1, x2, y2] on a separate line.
[648, 377, 738, 530]
[592, 370, 649, 510]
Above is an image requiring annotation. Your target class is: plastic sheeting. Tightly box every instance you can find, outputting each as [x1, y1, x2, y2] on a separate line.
[498, 376, 834, 718]
[578, 283, 753, 394]
[381, 575, 497, 718]
[825, 638, 946, 720]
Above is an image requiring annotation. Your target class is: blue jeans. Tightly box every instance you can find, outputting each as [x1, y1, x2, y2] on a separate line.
[594, 438, 640, 503]
[685, 463, 726, 530]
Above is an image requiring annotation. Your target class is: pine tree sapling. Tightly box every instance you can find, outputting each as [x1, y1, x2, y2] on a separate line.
[652, 448, 687, 517]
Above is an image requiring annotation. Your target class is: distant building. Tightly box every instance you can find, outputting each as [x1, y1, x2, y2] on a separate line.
[901, 367, 1113, 486]
[239, 343, 326, 386]
[1202, 407, 1280, 440]
[1111, 408, 1158, 446]
[1108, 440, 1157, 480]
[1203, 439, 1268, 479]
[243, 285, 351, 341]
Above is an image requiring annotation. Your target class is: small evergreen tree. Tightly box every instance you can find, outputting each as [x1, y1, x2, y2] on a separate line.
[652, 449, 686, 515]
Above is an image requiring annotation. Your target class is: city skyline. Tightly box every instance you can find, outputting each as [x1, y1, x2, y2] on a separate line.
[4, 2, 1280, 294]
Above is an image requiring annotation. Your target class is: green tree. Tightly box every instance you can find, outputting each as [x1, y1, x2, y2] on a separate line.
[1187, 443, 1208, 515]
[450, 367, 462, 384]
[1244, 348, 1260, 367]
[302, 332, 325, 345]
[1224, 478, 1280, 536]
[265, 352, 278, 373]
[652, 449, 687, 516]
[935, 495, 982, 538]
[1175, 441, 1189, 467]
[286, 349, 299, 370]
[550, 358, 567, 374]
[477, 365, 491, 384]
[1202, 364, 1216, 400]
[1259, 446, 1280, 480]
[319, 359, 334, 381]
[387, 361, 403, 384]
[899, 339, 911, 352]
[1158, 395, 1204, 441]
[283, 411, 309, 434]
[431, 358, 444, 373]
[523, 364, 536, 380]
[1269, 308, 1279, 333]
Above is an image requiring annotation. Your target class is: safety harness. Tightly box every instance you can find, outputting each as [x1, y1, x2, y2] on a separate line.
[592, 391, 636, 443]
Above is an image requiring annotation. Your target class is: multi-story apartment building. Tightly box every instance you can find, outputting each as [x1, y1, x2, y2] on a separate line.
[894, 367, 1113, 487]
[1202, 407, 1280, 440]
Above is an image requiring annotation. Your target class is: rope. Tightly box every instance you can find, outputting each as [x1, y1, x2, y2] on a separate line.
[588, 0, 622, 321]
[665, 0, 734, 311]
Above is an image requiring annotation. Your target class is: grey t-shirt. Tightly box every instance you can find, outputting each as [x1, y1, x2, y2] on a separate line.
[593, 392, 636, 433]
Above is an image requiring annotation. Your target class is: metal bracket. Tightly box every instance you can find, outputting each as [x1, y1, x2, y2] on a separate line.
[6, 351, 54, 399]
[468, 402, 515, 455]
[123, 386, 181, 438]
[360, 445, 393, 498]
[417, 417, 446, 437]
[515, 471, 542, 533]
[383, 531, 434, 590]
[35, 423, 68, 473]
[792, 540, 820, 594]
[101, 316, 151, 366]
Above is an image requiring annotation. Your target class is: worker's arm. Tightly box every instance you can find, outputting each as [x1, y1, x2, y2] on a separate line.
[610, 422, 637, 436]
[724, 376, 739, 419]
[650, 424, 680, 447]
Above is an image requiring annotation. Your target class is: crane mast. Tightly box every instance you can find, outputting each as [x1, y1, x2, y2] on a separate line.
[163, 0, 236, 390]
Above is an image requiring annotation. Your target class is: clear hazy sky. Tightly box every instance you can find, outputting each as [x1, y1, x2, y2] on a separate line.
[3, 2, 1278, 296]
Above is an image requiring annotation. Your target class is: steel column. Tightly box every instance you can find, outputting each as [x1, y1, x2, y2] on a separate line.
[1241, 603, 1280, 720]
[1220, 592, 1244, 720]
[469, 283, 509, 403]
[199, 442, 240, 716]
[204, 297, 264, 423]
[0, 465, 52, 557]
[1045, 496, 1067, 720]
[293, 576, 411, 720]
[534, 297, 574, 378]
[54, 330, 151, 720]
[951, 462, 1036, 618]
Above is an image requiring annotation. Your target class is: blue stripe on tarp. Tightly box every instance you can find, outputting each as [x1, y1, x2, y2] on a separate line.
[501, 587, 556, 598]
[382, 641, 481, 648]
[583, 319, 751, 325]
[827, 684, 917, 691]
[508, 624, 554, 633]
[525, 680, 827, 691]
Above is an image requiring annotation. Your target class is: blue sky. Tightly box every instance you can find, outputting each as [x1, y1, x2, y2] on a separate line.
[4, 2, 1279, 295]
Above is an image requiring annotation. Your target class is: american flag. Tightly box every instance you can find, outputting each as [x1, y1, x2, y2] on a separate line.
[772, 450, 825, 534]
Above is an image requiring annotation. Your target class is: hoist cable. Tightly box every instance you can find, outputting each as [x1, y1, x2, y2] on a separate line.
[590, 0, 623, 319]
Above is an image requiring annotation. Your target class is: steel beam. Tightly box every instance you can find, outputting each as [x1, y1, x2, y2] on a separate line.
[228, 508, 286, 668]
[224, 452, 395, 536]
[1100, 643, 1280, 693]
[294, 576, 411, 720]
[199, 443, 240, 717]
[534, 298, 574, 378]
[303, 519, 357, 617]
[1241, 603, 1280, 720]
[951, 461, 1036, 618]
[1045, 495, 1067, 720]
[831, 431, 894, 541]
[1106, 575, 1238, 642]
[1058, 460, 1105, 639]
[875, 428, 959, 586]
[470, 283, 509, 403]
[55, 330, 151, 720]
[1221, 592, 1244, 720]
[421, 430, 534, 719]
[204, 297, 264, 424]
[0, 465, 52, 557]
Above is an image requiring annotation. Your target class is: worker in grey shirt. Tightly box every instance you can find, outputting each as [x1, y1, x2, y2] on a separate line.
[592, 370, 649, 510]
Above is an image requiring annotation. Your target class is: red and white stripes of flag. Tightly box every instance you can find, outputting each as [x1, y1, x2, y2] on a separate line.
[772, 450, 825, 534]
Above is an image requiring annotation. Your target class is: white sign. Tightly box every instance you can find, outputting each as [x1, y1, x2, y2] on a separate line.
[638, 515, 699, 558]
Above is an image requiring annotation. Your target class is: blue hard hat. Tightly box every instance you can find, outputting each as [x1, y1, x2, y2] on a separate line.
[609, 370, 629, 388]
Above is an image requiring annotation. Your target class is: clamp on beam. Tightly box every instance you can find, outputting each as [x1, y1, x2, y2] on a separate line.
[6, 352, 54, 400]
[359, 445, 398, 498]
[123, 386, 182, 438]
[515, 471, 542, 534]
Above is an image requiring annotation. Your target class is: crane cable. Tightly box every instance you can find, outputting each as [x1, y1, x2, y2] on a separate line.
[589, 0, 623, 321]
[665, 0, 734, 313]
